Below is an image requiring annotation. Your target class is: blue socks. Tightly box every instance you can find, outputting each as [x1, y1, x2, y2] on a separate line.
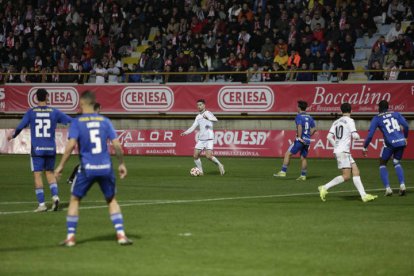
[281, 165, 288, 173]
[111, 213, 125, 235]
[67, 216, 79, 236]
[49, 183, 58, 197]
[35, 188, 45, 205]
[301, 170, 307, 176]
[394, 163, 405, 185]
[379, 165, 390, 188]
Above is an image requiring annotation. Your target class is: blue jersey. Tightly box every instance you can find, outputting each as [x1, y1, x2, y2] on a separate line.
[68, 114, 117, 177]
[364, 111, 409, 149]
[295, 113, 316, 145]
[13, 106, 72, 156]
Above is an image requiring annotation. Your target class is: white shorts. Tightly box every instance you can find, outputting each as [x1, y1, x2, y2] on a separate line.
[195, 140, 214, 151]
[335, 152, 355, 169]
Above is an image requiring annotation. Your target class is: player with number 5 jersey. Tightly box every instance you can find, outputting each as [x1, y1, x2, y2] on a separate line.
[363, 100, 409, 196]
[8, 89, 72, 212]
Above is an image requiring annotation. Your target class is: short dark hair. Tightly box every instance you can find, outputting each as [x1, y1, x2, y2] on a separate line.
[340, 102, 352, 113]
[94, 102, 101, 111]
[378, 100, 389, 113]
[197, 99, 205, 104]
[80, 90, 96, 106]
[298, 100, 308, 111]
[36, 89, 48, 102]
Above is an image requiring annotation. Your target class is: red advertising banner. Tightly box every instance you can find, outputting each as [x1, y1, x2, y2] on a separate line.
[2, 83, 414, 114]
[1, 129, 413, 159]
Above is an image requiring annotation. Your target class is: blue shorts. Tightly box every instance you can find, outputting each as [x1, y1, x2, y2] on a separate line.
[289, 140, 309, 158]
[380, 146, 405, 161]
[71, 169, 116, 200]
[30, 156, 56, 172]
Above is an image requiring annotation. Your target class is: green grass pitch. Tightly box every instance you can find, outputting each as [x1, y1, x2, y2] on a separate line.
[0, 155, 413, 275]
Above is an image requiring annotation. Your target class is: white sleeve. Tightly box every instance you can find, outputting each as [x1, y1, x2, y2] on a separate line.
[328, 122, 335, 136]
[327, 132, 335, 147]
[203, 111, 218, 122]
[183, 118, 199, 135]
[349, 119, 360, 139]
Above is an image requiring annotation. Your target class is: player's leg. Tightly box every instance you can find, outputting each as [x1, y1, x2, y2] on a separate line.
[275, 141, 299, 177]
[193, 143, 204, 174]
[379, 147, 393, 196]
[100, 174, 132, 245]
[45, 156, 59, 211]
[297, 145, 309, 180]
[392, 147, 406, 196]
[350, 162, 377, 202]
[67, 164, 80, 184]
[31, 156, 47, 212]
[318, 153, 349, 201]
[205, 141, 225, 175]
[61, 171, 91, 247]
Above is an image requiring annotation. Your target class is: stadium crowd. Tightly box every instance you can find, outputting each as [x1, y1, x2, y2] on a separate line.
[0, 0, 414, 84]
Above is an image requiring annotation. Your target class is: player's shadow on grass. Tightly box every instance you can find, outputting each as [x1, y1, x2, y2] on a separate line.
[338, 195, 362, 201]
[76, 233, 142, 245]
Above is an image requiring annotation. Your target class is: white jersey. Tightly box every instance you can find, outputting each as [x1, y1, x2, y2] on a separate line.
[328, 116, 359, 154]
[184, 110, 218, 141]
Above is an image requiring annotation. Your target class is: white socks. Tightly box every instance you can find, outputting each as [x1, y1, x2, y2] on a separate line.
[194, 159, 203, 172]
[324, 176, 345, 190]
[352, 176, 367, 197]
[210, 156, 222, 166]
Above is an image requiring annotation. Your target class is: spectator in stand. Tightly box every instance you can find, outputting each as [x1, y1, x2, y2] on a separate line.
[368, 46, 385, 69]
[386, 22, 403, 43]
[384, 48, 398, 67]
[274, 49, 288, 69]
[270, 62, 286, 82]
[92, 63, 107, 84]
[247, 63, 262, 82]
[288, 50, 301, 68]
[397, 60, 414, 80]
[296, 63, 313, 81]
[369, 61, 385, 80]
[384, 60, 399, 80]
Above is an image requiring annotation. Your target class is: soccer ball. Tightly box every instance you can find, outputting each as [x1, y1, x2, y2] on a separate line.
[190, 167, 201, 176]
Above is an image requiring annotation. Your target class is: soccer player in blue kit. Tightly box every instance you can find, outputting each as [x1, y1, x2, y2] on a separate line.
[363, 100, 409, 196]
[274, 101, 316, 180]
[8, 89, 72, 212]
[55, 91, 132, 247]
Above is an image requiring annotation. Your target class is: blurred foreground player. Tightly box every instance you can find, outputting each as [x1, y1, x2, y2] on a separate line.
[67, 102, 101, 184]
[55, 91, 132, 246]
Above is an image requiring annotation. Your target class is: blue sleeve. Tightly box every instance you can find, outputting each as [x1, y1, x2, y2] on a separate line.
[68, 119, 79, 140]
[295, 115, 301, 126]
[107, 119, 117, 141]
[364, 117, 378, 148]
[13, 110, 31, 138]
[397, 113, 409, 138]
[56, 109, 72, 125]
[310, 118, 316, 128]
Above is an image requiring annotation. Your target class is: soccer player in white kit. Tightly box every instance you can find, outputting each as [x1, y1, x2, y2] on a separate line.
[181, 99, 225, 176]
[318, 103, 377, 202]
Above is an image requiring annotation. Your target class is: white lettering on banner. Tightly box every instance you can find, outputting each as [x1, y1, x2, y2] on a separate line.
[121, 87, 174, 111]
[288, 138, 384, 151]
[313, 86, 391, 106]
[0, 88, 5, 100]
[412, 86, 414, 95]
[218, 86, 274, 111]
[214, 131, 268, 146]
[28, 87, 79, 111]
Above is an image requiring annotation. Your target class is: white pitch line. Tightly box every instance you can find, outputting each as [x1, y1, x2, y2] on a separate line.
[0, 199, 168, 205]
[0, 187, 412, 215]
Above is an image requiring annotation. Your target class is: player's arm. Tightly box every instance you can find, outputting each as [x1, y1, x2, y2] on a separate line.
[363, 118, 378, 156]
[56, 109, 72, 125]
[203, 111, 218, 122]
[54, 138, 77, 179]
[397, 113, 409, 139]
[327, 123, 336, 147]
[296, 124, 304, 143]
[181, 118, 199, 136]
[108, 120, 127, 179]
[8, 111, 31, 141]
[112, 138, 127, 179]
[349, 119, 360, 140]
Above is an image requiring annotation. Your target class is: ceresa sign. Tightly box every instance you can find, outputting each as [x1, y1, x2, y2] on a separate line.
[28, 87, 79, 111]
[218, 86, 274, 111]
[121, 86, 174, 112]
